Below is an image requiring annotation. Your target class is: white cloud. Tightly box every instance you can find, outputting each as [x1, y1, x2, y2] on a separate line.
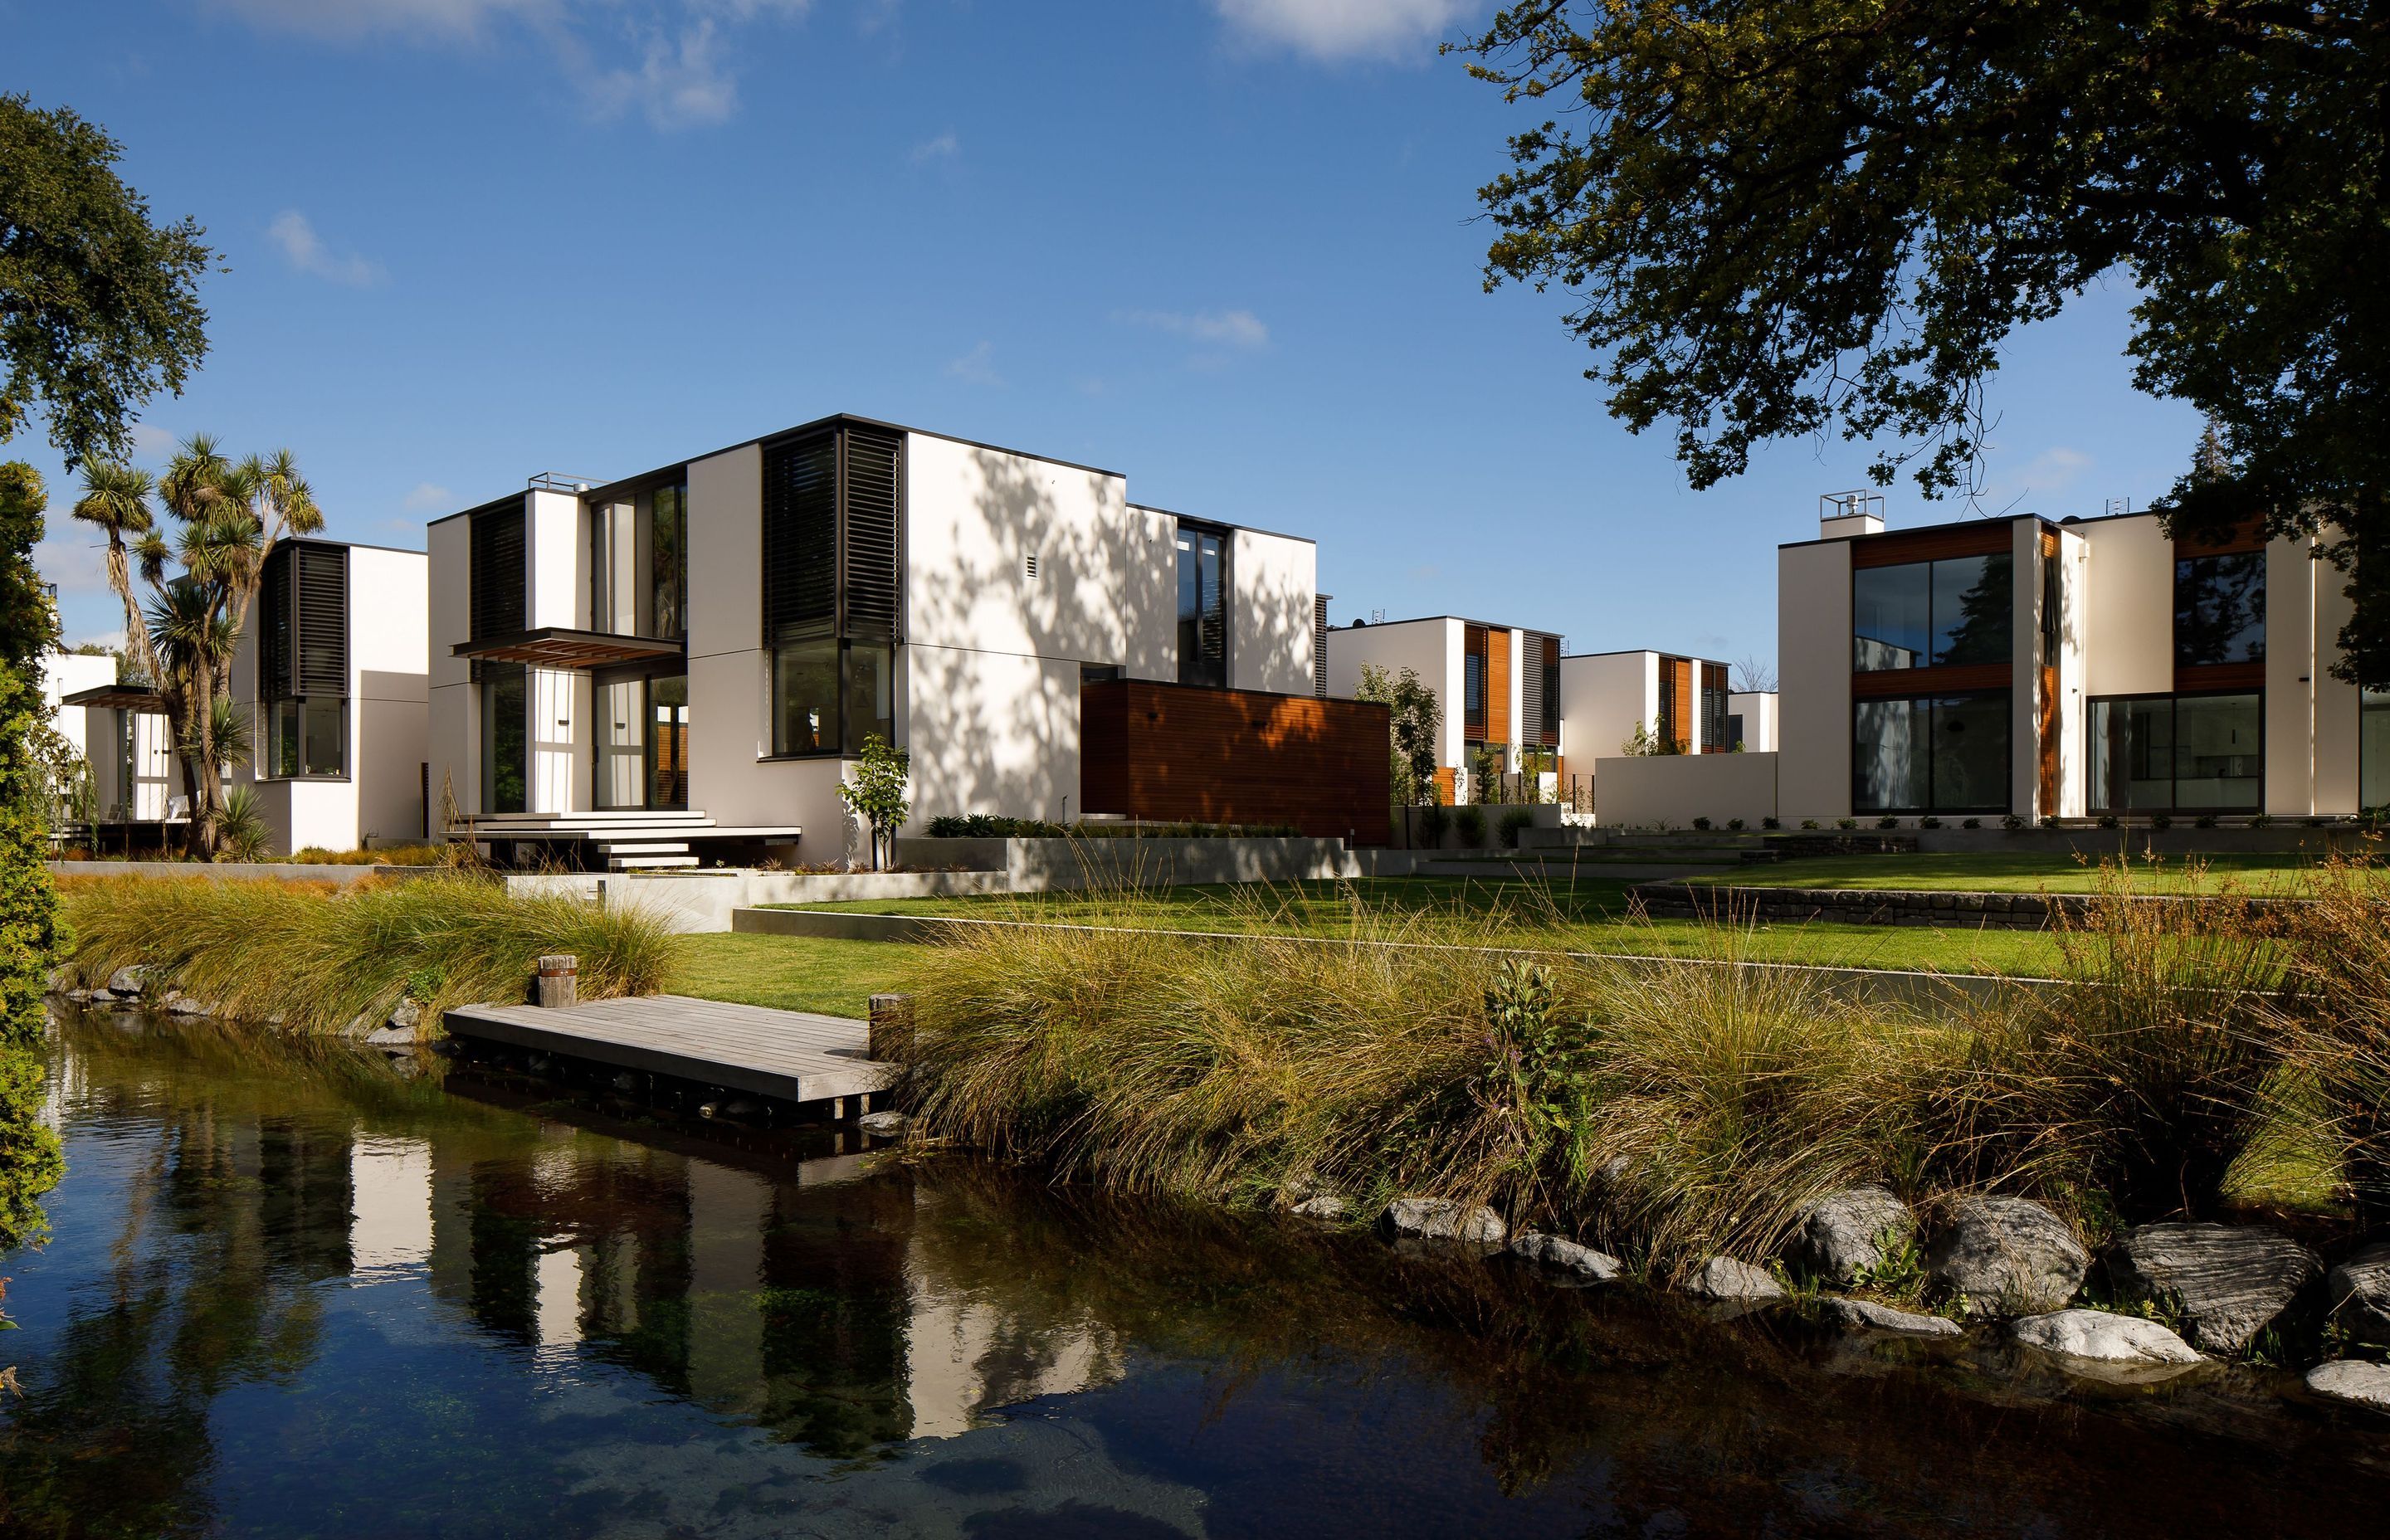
[129, 422, 177, 459]
[910, 129, 958, 165]
[578, 20, 739, 129]
[402, 482, 456, 512]
[1117, 308, 1271, 350]
[944, 340, 1004, 387]
[268, 211, 385, 286]
[208, 0, 814, 129]
[32, 531, 109, 596]
[1212, 0, 1475, 61]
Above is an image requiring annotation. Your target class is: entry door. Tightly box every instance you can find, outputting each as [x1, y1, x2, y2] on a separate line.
[595, 676, 646, 811]
[646, 675, 688, 811]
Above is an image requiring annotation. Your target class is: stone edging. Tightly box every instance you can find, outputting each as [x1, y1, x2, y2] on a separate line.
[1631, 883, 2314, 932]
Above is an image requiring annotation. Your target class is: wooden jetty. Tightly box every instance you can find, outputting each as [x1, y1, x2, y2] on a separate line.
[441, 994, 896, 1110]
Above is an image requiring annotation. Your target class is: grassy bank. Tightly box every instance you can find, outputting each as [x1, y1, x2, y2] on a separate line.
[58, 872, 676, 1031]
[895, 860, 2390, 1285]
[671, 933, 927, 1016]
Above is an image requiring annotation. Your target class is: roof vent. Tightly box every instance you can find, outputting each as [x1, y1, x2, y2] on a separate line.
[1818, 489, 1885, 539]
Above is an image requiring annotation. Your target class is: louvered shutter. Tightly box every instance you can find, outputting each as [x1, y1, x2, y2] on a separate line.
[471, 502, 526, 641]
[260, 546, 296, 698]
[296, 545, 349, 695]
[1314, 596, 1329, 697]
[841, 426, 903, 641]
[762, 434, 838, 641]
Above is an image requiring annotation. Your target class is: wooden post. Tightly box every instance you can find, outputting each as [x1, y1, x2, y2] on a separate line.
[867, 993, 915, 1060]
[536, 954, 578, 1009]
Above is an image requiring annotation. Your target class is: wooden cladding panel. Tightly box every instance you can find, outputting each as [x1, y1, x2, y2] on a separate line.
[1666, 656, 1693, 751]
[1487, 628, 1512, 743]
[1852, 662, 2012, 698]
[1082, 680, 1392, 844]
[2037, 664, 2060, 816]
[2173, 518, 2267, 557]
[2175, 660, 2266, 692]
[1432, 767, 1456, 807]
[1850, 521, 2014, 568]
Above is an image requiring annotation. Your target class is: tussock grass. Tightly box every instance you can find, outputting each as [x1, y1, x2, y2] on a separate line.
[900, 855, 2390, 1277]
[59, 871, 675, 1031]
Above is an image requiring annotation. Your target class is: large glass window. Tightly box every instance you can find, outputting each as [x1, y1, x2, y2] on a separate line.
[1854, 553, 2012, 670]
[266, 699, 345, 777]
[2175, 552, 2265, 666]
[1176, 526, 1227, 687]
[771, 638, 840, 757]
[590, 483, 689, 641]
[2363, 690, 2390, 811]
[651, 484, 686, 641]
[648, 674, 687, 809]
[2089, 692, 2261, 811]
[482, 662, 528, 815]
[1854, 692, 2010, 812]
[844, 641, 895, 750]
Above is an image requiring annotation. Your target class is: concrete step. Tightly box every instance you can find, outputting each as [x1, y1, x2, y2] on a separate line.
[610, 854, 700, 870]
[598, 841, 694, 856]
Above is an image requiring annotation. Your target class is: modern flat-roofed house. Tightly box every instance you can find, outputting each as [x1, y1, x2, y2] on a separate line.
[227, 537, 431, 853]
[427, 413, 1381, 866]
[1324, 616, 1564, 801]
[1779, 493, 2387, 823]
[1728, 690, 1779, 753]
[1557, 649, 1737, 758]
[52, 674, 177, 837]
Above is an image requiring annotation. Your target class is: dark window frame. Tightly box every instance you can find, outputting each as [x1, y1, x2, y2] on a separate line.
[2086, 688, 2266, 814]
[1850, 689, 2014, 815]
[1175, 518, 1232, 690]
[256, 543, 353, 782]
[2173, 550, 2266, 669]
[1852, 552, 2015, 672]
[469, 500, 528, 643]
[761, 424, 906, 758]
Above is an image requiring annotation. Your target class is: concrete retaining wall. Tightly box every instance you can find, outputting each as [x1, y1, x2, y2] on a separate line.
[1632, 882, 2310, 931]
[1594, 753, 1779, 829]
[505, 869, 1015, 933]
[890, 836, 1364, 888]
[47, 860, 424, 885]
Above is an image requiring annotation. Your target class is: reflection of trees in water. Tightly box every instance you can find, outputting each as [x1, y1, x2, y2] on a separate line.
[0, 1092, 343, 1537]
[755, 1177, 913, 1455]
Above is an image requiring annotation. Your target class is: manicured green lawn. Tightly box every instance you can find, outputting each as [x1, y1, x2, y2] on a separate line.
[769, 877, 2072, 977]
[669, 933, 929, 1016]
[1680, 850, 2346, 894]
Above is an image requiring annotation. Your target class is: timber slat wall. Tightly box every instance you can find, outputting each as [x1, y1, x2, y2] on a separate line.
[1082, 680, 1391, 844]
[1487, 628, 1512, 743]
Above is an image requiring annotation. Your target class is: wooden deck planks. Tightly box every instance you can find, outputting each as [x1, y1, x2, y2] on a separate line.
[441, 993, 897, 1104]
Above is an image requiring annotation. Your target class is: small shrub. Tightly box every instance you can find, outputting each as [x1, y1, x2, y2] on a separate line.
[1419, 802, 1450, 843]
[2195, 813, 2219, 830]
[1727, 818, 1745, 831]
[1800, 819, 1819, 831]
[2150, 813, 2173, 831]
[1498, 807, 1534, 848]
[2002, 814, 2024, 831]
[1962, 817, 1981, 830]
[1455, 806, 1487, 846]
[1691, 816, 1712, 831]
[2041, 815, 2060, 829]
[1875, 815, 1900, 831]
[1919, 816, 1942, 830]
[2251, 812, 2274, 829]
[1836, 816, 1858, 831]
[1762, 816, 1780, 831]
[2097, 812, 2121, 830]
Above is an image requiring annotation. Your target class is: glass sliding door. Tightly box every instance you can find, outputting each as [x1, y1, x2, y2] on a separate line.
[2364, 690, 2390, 812]
[2088, 692, 2261, 812]
[481, 662, 528, 815]
[595, 675, 646, 811]
[647, 675, 688, 810]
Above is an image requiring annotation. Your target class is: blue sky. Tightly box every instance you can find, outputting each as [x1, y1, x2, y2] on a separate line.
[8, 0, 2203, 672]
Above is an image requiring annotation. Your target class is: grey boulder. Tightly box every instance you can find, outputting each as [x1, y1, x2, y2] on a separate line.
[1926, 1196, 2088, 1315]
[1789, 1186, 1916, 1285]
[387, 997, 423, 1030]
[105, 965, 150, 997]
[1690, 1255, 1786, 1303]
[2306, 1359, 2390, 1415]
[2012, 1309, 2202, 1380]
[162, 991, 212, 1016]
[1825, 1297, 1960, 1337]
[363, 1025, 416, 1050]
[2326, 1242, 2390, 1349]
[2110, 1221, 2319, 1352]
[1290, 1194, 1349, 1221]
[1379, 1197, 1505, 1245]
[1510, 1232, 1622, 1282]
[857, 1109, 910, 1138]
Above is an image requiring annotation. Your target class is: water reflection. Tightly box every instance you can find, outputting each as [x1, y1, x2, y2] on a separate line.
[6, 1006, 2390, 1539]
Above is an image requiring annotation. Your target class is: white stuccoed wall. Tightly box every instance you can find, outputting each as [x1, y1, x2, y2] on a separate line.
[1777, 540, 1852, 821]
[425, 513, 473, 821]
[2080, 515, 2173, 698]
[1726, 690, 1778, 753]
[1558, 651, 1661, 764]
[1326, 616, 1459, 767]
[1228, 528, 1318, 696]
[352, 545, 430, 846]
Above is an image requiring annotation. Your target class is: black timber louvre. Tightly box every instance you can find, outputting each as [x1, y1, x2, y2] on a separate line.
[762, 423, 904, 643]
[261, 545, 296, 698]
[295, 545, 349, 694]
[1521, 631, 1559, 747]
[1313, 596, 1329, 697]
[471, 501, 527, 641]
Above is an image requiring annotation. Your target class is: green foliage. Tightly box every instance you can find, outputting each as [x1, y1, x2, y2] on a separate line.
[57, 870, 676, 1034]
[1499, 807, 1534, 847]
[1356, 662, 1443, 805]
[1417, 800, 1450, 845]
[1460, 3, 2390, 689]
[1619, 719, 1681, 757]
[0, 95, 211, 470]
[1454, 806, 1487, 846]
[1847, 1226, 1929, 1307]
[0, 463, 64, 1249]
[215, 784, 269, 861]
[836, 733, 911, 870]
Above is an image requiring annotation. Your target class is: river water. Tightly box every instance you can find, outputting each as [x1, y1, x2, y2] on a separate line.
[2, 1004, 2387, 1538]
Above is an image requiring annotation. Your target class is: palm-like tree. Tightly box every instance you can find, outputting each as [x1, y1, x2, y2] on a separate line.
[67, 436, 324, 855]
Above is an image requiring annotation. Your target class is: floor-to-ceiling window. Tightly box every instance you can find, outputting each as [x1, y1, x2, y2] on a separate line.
[763, 426, 905, 758]
[257, 543, 350, 779]
[2358, 690, 2388, 811]
[590, 481, 689, 641]
[2088, 692, 2262, 812]
[482, 662, 528, 815]
[1853, 553, 2012, 670]
[2175, 550, 2266, 667]
[1852, 692, 2011, 814]
[1176, 524, 1227, 688]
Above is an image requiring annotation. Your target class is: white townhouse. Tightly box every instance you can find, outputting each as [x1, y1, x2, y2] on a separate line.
[426, 413, 1363, 868]
[1778, 494, 2388, 824]
[226, 537, 431, 853]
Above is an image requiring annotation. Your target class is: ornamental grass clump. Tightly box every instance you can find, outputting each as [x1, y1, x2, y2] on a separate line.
[2261, 856, 2390, 1216]
[60, 871, 675, 1031]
